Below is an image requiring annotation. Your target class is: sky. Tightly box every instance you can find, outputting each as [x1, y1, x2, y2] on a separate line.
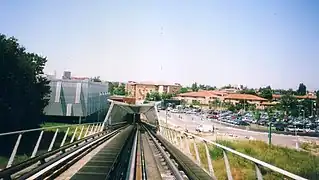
[1, 0, 319, 90]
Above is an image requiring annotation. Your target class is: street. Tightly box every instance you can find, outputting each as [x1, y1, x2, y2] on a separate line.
[158, 111, 319, 148]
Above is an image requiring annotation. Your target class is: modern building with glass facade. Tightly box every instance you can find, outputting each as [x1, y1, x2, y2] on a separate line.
[43, 79, 109, 122]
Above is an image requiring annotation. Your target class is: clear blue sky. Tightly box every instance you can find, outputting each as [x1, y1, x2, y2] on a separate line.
[1, 0, 319, 90]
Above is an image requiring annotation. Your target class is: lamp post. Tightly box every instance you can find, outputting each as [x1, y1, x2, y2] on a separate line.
[165, 108, 168, 128]
[97, 92, 101, 122]
[268, 122, 272, 146]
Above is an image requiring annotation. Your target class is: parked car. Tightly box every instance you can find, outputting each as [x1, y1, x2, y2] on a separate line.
[195, 124, 214, 133]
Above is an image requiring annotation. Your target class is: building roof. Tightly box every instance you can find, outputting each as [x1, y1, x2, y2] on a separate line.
[211, 90, 229, 96]
[295, 95, 316, 100]
[224, 94, 267, 101]
[177, 91, 220, 98]
[272, 94, 281, 99]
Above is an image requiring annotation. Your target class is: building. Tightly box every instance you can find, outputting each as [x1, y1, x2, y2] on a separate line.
[126, 81, 182, 103]
[44, 78, 109, 123]
[176, 91, 219, 105]
[223, 93, 267, 109]
[176, 90, 268, 109]
[62, 71, 71, 80]
[110, 95, 136, 104]
[176, 90, 228, 104]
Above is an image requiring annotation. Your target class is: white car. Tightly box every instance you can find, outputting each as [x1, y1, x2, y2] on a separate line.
[171, 109, 179, 113]
[195, 124, 214, 133]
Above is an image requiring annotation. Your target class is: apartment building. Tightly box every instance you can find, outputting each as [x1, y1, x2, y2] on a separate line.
[126, 81, 182, 103]
[176, 91, 228, 105]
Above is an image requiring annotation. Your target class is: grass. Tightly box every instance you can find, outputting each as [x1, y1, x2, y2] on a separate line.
[188, 139, 319, 180]
[301, 142, 319, 155]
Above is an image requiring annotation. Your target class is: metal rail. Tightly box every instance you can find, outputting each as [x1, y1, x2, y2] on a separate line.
[22, 128, 124, 180]
[0, 122, 106, 170]
[143, 125, 185, 180]
[157, 122, 308, 180]
[0, 122, 102, 137]
[128, 127, 138, 180]
[0, 123, 127, 179]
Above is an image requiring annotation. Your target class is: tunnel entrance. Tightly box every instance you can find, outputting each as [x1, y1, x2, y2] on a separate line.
[124, 113, 141, 124]
[103, 100, 160, 127]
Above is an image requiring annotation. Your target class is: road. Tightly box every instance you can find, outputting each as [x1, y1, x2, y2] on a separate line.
[158, 111, 319, 148]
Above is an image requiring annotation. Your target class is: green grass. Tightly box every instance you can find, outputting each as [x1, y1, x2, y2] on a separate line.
[189, 140, 319, 180]
[301, 142, 319, 155]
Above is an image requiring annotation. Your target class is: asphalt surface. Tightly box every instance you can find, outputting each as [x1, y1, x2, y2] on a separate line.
[158, 111, 319, 148]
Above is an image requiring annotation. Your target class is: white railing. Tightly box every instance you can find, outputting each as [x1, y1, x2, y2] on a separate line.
[156, 123, 308, 180]
[0, 122, 105, 169]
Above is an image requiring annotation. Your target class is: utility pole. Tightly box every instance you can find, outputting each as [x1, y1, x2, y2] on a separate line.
[295, 124, 299, 150]
[165, 108, 168, 128]
[268, 122, 272, 146]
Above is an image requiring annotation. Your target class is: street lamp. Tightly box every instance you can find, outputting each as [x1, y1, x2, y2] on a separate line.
[268, 122, 272, 146]
[165, 108, 168, 128]
[97, 92, 102, 122]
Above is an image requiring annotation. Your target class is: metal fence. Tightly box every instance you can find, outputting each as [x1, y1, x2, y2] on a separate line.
[0, 122, 104, 170]
[157, 122, 308, 180]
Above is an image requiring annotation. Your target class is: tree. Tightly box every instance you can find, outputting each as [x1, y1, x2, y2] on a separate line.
[179, 87, 188, 93]
[192, 100, 200, 106]
[0, 34, 51, 133]
[297, 83, 307, 96]
[240, 89, 257, 95]
[228, 104, 236, 112]
[299, 98, 313, 117]
[279, 94, 298, 116]
[161, 92, 173, 100]
[108, 82, 115, 94]
[145, 92, 151, 101]
[259, 86, 273, 100]
[149, 91, 161, 101]
[210, 99, 221, 108]
[191, 82, 199, 92]
[207, 86, 216, 90]
[180, 99, 186, 105]
[113, 83, 126, 95]
[199, 84, 206, 90]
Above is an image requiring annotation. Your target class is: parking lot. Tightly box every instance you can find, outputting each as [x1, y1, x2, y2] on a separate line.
[157, 107, 319, 149]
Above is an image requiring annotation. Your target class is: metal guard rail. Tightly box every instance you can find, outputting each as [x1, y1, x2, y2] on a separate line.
[19, 128, 124, 180]
[0, 123, 128, 179]
[158, 124, 308, 180]
[0, 122, 102, 137]
[127, 128, 138, 180]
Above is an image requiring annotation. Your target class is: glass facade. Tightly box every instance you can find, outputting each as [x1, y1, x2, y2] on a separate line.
[44, 79, 109, 117]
